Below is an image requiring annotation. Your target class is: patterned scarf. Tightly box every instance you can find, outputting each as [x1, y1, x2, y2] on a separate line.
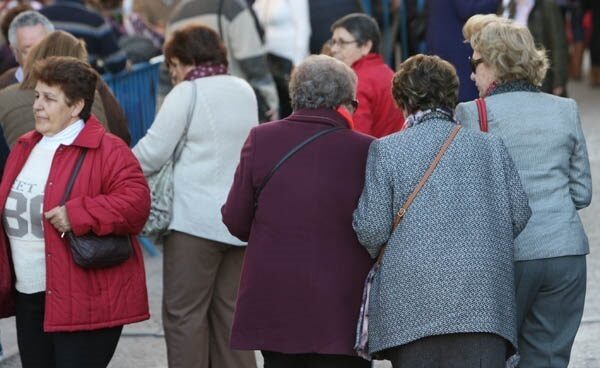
[404, 108, 456, 128]
[484, 79, 540, 97]
[184, 63, 228, 81]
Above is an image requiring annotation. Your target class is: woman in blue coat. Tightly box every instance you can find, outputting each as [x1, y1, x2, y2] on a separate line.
[426, 0, 500, 102]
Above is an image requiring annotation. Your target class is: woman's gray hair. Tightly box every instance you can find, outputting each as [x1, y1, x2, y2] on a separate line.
[8, 11, 54, 46]
[289, 55, 357, 110]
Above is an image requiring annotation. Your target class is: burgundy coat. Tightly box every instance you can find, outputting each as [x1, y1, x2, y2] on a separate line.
[0, 116, 150, 331]
[352, 54, 404, 138]
[222, 108, 374, 356]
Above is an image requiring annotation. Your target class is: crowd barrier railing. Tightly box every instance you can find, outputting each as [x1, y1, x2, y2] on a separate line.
[103, 60, 161, 147]
[103, 61, 162, 256]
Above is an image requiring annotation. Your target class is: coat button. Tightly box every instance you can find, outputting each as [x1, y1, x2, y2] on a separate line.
[47, 290, 52, 295]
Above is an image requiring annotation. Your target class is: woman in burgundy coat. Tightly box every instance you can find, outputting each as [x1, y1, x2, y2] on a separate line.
[222, 54, 374, 367]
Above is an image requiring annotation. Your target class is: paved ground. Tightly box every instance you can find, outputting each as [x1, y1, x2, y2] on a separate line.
[1, 78, 599, 367]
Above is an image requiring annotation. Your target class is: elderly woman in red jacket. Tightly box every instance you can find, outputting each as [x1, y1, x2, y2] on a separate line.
[330, 13, 404, 137]
[0, 56, 150, 368]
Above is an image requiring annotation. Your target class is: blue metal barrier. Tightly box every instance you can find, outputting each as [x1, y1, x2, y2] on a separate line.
[103, 63, 162, 257]
[103, 61, 161, 147]
[361, 0, 394, 66]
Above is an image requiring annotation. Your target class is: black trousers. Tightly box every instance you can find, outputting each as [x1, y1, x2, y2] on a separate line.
[384, 333, 508, 368]
[16, 292, 123, 368]
[262, 350, 370, 368]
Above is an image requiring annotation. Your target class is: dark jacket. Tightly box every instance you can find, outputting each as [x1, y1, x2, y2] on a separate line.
[0, 67, 18, 91]
[308, 0, 362, 54]
[426, 0, 500, 102]
[222, 108, 374, 355]
[0, 117, 150, 329]
[41, 0, 127, 74]
[518, 0, 568, 91]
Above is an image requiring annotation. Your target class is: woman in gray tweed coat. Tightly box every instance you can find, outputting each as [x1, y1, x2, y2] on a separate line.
[353, 54, 532, 367]
[456, 15, 592, 368]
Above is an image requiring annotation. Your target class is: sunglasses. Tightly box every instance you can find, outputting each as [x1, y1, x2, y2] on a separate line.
[469, 56, 484, 74]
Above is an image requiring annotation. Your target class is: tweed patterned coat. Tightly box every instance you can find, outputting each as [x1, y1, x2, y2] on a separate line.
[353, 117, 531, 355]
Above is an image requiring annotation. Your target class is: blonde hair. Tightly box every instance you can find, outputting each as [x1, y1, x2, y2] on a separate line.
[21, 30, 88, 89]
[463, 14, 549, 86]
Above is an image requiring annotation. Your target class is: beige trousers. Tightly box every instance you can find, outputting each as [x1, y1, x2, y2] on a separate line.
[163, 231, 256, 368]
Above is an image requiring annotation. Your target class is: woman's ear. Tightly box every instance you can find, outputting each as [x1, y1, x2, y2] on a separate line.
[70, 99, 85, 119]
[361, 40, 374, 56]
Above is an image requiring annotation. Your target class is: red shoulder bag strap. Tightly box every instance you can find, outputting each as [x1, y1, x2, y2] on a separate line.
[476, 98, 488, 133]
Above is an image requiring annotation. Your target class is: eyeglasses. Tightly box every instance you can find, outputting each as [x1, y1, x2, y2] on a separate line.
[469, 56, 484, 74]
[329, 38, 359, 47]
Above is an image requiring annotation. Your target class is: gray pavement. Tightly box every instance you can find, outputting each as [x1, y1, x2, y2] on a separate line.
[1, 78, 599, 368]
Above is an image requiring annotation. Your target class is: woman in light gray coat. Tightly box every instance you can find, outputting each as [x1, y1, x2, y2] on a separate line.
[353, 54, 531, 367]
[456, 15, 592, 368]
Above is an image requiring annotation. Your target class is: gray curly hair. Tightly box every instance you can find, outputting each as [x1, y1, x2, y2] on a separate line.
[289, 55, 357, 111]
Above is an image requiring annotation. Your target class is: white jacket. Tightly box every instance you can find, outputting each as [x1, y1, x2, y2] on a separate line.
[133, 75, 258, 245]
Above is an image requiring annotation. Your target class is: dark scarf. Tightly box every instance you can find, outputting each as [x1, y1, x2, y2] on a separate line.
[405, 108, 456, 128]
[184, 62, 228, 81]
[484, 79, 540, 97]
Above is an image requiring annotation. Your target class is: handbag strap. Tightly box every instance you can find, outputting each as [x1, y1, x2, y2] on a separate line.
[59, 148, 88, 206]
[476, 97, 488, 132]
[172, 81, 197, 162]
[254, 126, 344, 207]
[375, 125, 461, 264]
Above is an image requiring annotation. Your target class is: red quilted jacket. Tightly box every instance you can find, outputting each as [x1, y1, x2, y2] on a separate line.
[352, 54, 405, 138]
[0, 116, 150, 331]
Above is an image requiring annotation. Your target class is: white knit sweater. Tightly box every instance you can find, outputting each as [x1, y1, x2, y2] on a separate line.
[133, 76, 258, 245]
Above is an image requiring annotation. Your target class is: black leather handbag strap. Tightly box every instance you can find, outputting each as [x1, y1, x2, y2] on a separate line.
[254, 126, 343, 207]
[60, 148, 88, 206]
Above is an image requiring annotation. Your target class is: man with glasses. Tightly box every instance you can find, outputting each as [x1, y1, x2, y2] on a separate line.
[0, 10, 54, 90]
[330, 13, 404, 138]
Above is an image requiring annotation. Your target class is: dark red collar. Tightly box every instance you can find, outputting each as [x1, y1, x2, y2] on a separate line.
[285, 108, 353, 129]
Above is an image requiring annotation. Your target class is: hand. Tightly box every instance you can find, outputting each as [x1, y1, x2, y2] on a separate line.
[44, 206, 72, 234]
[552, 86, 565, 96]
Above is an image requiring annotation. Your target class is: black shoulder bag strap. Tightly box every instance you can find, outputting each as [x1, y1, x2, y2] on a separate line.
[60, 148, 88, 206]
[254, 126, 343, 208]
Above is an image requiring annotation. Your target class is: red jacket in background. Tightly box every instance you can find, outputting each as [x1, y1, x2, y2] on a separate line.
[0, 116, 150, 331]
[352, 53, 405, 137]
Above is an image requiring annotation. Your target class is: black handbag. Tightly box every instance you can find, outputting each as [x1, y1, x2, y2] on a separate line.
[60, 148, 133, 268]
